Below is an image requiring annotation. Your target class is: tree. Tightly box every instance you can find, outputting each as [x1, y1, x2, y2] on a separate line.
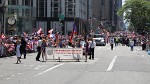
[118, 0, 150, 35]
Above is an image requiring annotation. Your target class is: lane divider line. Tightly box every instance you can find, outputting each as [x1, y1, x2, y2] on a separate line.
[34, 63, 64, 77]
[107, 56, 117, 71]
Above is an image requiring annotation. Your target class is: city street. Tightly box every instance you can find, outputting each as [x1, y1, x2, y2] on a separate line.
[0, 44, 150, 84]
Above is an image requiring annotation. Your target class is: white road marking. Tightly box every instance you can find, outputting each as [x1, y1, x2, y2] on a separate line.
[97, 47, 101, 49]
[107, 56, 117, 71]
[34, 67, 39, 69]
[0, 75, 3, 76]
[30, 65, 33, 67]
[11, 75, 15, 77]
[142, 55, 144, 57]
[34, 63, 64, 77]
[34, 65, 46, 69]
[6, 78, 10, 80]
[17, 73, 22, 75]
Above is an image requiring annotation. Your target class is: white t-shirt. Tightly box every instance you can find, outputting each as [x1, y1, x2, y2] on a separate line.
[37, 40, 42, 47]
[89, 41, 96, 48]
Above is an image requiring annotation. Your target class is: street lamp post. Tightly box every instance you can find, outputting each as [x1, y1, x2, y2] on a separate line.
[59, 2, 75, 35]
[14, 13, 18, 34]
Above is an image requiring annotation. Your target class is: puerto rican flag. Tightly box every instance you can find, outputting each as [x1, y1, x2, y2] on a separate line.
[69, 23, 77, 43]
[48, 29, 53, 34]
[23, 32, 27, 37]
[1, 33, 5, 39]
[37, 28, 42, 34]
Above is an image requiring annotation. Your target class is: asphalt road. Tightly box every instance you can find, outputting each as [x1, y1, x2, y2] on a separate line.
[0, 44, 150, 84]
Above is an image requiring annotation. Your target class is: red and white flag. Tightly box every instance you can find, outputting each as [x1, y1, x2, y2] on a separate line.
[37, 28, 42, 34]
[23, 32, 27, 37]
[1, 33, 5, 39]
[48, 29, 53, 34]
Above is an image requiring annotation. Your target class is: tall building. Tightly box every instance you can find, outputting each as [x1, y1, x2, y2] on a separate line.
[0, 0, 89, 35]
[35, 0, 88, 35]
[111, 0, 123, 32]
[0, 0, 36, 35]
[91, 0, 112, 32]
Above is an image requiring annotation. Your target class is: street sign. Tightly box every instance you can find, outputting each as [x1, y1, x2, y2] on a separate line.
[59, 14, 64, 20]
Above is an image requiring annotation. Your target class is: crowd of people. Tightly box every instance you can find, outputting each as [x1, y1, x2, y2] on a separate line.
[0, 31, 149, 63]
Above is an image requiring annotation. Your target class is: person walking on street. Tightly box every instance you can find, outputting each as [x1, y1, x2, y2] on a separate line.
[110, 36, 114, 50]
[89, 39, 96, 60]
[84, 39, 89, 62]
[15, 40, 21, 64]
[21, 37, 27, 59]
[41, 39, 47, 62]
[129, 39, 134, 51]
[36, 37, 42, 61]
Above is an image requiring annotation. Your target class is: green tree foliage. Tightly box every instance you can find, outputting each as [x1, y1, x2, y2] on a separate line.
[118, 0, 150, 35]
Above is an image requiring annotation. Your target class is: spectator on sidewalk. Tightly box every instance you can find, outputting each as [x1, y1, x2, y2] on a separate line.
[0, 41, 2, 57]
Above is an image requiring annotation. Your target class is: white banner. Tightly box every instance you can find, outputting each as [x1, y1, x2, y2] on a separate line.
[46, 47, 83, 60]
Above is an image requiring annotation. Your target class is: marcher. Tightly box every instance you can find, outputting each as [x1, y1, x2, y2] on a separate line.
[15, 40, 21, 64]
[21, 37, 27, 59]
[110, 36, 114, 50]
[36, 37, 42, 61]
[41, 39, 47, 62]
[129, 39, 134, 51]
[84, 39, 89, 62]
[89, 39, 96, 60]
[76, 39, 82, 48]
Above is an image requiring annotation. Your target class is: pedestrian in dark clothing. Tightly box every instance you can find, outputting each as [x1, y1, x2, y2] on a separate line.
[36, 37, 42, 61]
[21, 37, 27, 59]
[110, 36, 114, 50]
[84, 39, 89, 62]
[89, 39, 96, 60]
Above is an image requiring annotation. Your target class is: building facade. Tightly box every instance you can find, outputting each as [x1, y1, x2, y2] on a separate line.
[91, 0, 112, 32]
[0, 0, 36, 35]
[111, 0, 124, 32]
[35, 0, 88, 35]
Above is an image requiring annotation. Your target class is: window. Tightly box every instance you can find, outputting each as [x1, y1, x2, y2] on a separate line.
[8, 0, 19, 5]
[36, 0, 47, 17]
[54, 11, 58, 17]
[31, 0, 33, 6]
[54, 3, 58, 7]
[25, 0, 30, 6]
